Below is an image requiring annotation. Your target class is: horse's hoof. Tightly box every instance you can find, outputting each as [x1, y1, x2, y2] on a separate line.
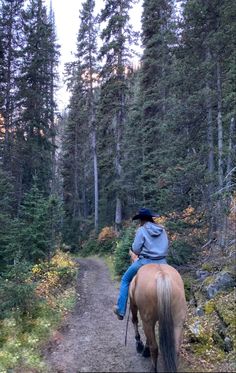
[136, 340, 144, 353]
[142, 346, 150, 358]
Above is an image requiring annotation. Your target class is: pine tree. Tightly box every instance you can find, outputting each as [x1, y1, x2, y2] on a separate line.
[16, 0, 59, 196]
[138, 0, 177, 211]
[178, 0, 236, 240]
[6, 178, 61, 263]
[0, 166, 14, 270]
[0, 0, 24, 170]
[76, 0, 99, 232]
[62, 63, 91, 246]
[99, 0, 137, 228]
[121, 69, 144, 213]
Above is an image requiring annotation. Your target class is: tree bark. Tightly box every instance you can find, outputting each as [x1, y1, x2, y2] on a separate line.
[206, 49, 214, 175]
[226, 117, 235, 190]
[3, 2, 14, 170]
[115, 11, 125, 230]
[216, 59, 225, 248]
[205, 48, 215, 237]
[92, 128, 99, 231]
[88, 17, 99, 232]
[217, 60, 223, 189]
[115, 112, 122, 229]
[73, 121, 80, 220]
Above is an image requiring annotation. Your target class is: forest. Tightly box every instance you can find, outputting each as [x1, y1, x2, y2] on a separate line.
[0, 0, 235, 372]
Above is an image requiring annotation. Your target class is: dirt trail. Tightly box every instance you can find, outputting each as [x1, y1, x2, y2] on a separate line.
[44, 258, 151, 372]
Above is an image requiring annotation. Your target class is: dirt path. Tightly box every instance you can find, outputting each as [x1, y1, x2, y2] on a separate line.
[44, 258, 151, 373]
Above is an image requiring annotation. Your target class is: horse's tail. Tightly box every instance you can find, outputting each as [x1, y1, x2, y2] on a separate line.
[157, 274, 177, 372]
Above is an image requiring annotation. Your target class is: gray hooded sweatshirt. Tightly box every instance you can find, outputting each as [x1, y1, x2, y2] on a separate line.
[131, 222, 168, 259]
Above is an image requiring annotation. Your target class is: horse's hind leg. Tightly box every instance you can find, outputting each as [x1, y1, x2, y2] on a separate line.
[142, 342, 151, 358]
[142, 321, 158, 372]
[130, 301, 144, 353]
[174, 325, 184, 360]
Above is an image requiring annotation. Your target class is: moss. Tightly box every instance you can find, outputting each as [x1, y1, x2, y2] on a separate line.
[214, 290, 236, 353]
[215, 291, 236, 328]
[203, 275, 215, 286]
[222, 264, 236, 280]
[191, 343, 225, 362]
[194, 290, 207, 305]
[204, 300, 215, 314]
[183, 276, 194, 301]
[201, 263, 214, 272]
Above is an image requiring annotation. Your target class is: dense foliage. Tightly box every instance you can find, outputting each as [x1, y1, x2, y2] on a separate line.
[0, 0, 60, 264]
[0, 0, 235, 370]
[0, 0, 234, 265]
[61, 0, 235, 248]
[0, 250, 78, 372]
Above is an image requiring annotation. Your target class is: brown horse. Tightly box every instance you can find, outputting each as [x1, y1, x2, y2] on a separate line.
[129, 263, 187, 372]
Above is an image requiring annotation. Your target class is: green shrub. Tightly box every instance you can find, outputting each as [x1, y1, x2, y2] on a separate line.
[55, 266, 77, 285]
[79, 238, 98, 256]
[79, 237, 116, 256]
[97, 238, 116, 254]
[168, 239, 194, 265]
[114, 225, 136, 276]
[0, 261, 40, 319]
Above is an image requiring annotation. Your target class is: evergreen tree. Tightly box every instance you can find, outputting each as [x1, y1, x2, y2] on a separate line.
[99, 0, 137, 228]
[121, 69, 144, 213]
[176, 0, 236, 239]
[62, 63, 91, 247]
[76, 0, 99, 232]
[16, 0, 59, 196]
[0, 0, 24, 170]
[138, 0, 177, 211]
[0, 166, 14, 270]
[6, 179, 62, 263]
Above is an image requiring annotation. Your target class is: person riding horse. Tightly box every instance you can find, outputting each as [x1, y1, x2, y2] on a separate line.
[113, 208, 186, 372]
[113, 207, 169, 320]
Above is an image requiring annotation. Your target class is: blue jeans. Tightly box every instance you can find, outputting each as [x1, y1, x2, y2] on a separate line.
[116, 257, 167, 316]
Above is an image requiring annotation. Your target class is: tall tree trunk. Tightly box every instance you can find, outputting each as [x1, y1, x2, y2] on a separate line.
[206, 48, 215, 237]
[226, 117, 235, 190]
[50, 58, 56, 194]
[115, 24, 125, 229]
[88, 20, 99, 232]
[92, 128, 99, 232]
[82, 165, 88, 219]
[73, 122, 80, 220]
[206, 50, 214, 175]
[217, 60, 223, 189]
[216, 59, 225, 247]
[115, 113, 122, 229]
[3, 4, 13, 170]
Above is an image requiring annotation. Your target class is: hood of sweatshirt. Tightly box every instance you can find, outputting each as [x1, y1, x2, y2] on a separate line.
[144, 222, 163, 236]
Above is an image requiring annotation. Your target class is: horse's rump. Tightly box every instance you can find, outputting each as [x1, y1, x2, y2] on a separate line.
[129, 263, 187, 372]
[130, 264, 186, 323]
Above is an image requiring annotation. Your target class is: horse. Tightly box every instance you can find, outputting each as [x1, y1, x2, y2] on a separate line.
[129, 263, 187, 372]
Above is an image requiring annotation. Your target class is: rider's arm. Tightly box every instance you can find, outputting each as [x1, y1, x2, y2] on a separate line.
[131, 227, 145, 255]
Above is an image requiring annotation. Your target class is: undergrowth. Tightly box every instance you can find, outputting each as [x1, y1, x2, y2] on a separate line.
[0, 250, 78, 373]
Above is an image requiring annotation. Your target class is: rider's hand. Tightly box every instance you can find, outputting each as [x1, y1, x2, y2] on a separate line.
[129, 249, 139, 262]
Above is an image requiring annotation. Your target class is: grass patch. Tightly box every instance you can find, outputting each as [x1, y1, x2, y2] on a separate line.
[103, 254, 119, 282]
[0, 250, 78, 373]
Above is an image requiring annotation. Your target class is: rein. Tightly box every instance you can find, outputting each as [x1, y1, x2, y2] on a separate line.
[124, 303, 131, 346]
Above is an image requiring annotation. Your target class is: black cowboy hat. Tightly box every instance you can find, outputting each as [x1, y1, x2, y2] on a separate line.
[132, 208, 159, 220]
